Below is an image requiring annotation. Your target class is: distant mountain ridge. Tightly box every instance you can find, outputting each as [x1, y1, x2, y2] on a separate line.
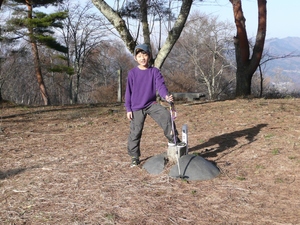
[263, 37, 300, 89]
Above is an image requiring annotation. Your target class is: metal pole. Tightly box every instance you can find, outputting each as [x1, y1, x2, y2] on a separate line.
[117, 68, 122, 102]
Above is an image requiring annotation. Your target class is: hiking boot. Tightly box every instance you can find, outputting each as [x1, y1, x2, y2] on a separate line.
[130, 157, 140, 167]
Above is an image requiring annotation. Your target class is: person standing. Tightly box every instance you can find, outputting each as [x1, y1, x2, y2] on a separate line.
[125, 44, 181, 167]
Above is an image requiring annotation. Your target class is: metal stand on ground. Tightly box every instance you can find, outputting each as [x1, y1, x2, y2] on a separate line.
[176, 145, 182, 178]
[182, 124, 188, 155]
[144, 102, 220, 181]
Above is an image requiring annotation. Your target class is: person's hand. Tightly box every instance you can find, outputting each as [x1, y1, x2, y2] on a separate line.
[165, 94, 174, 103]
[127, 111, 133, 120]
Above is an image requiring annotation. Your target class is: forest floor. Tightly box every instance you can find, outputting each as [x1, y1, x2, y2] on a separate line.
[1, 98, 300, 225]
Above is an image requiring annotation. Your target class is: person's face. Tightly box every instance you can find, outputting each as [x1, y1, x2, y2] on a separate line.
[135, 51, 150, 68]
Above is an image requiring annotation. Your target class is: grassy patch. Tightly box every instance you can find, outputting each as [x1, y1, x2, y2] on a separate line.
[272, 148, 280, 155]
[255, 164, 265, 169]
[264, 133, 275, 139]
[274, 178, 284, 184]
[191, 190, 197, 195]
[105, 213, 117, 223]
[236, 176, 246, 181]
[288, 156, 297, 160]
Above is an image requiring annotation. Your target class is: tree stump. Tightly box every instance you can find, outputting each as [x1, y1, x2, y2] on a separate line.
[167, 144, 186, 164]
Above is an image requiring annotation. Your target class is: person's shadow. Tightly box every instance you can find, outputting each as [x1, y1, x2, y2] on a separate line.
[189, 123, 268, 158]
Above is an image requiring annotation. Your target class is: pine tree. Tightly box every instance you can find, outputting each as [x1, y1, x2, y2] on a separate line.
[4, 0, 68, 105]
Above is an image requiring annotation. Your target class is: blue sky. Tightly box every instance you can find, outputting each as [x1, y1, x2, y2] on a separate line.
[197, 0, 299, 39]
[77, 0, 299, 40]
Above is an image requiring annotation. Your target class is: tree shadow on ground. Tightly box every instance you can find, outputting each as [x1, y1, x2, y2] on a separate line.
[0, 160, 59, 180]
[189, 124, 268, 158]
[0, 168, 27, 180]
[0, 103, 122, 120]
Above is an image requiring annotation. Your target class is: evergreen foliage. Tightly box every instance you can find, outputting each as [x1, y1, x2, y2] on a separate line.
[5, 6, 68, 53]
[1, 0, 70, 105]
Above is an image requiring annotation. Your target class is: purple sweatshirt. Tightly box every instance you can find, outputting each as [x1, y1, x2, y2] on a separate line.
[125, 66, 169, 112]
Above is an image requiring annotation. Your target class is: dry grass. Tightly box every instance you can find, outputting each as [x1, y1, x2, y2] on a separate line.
[1, 98, 300, 224]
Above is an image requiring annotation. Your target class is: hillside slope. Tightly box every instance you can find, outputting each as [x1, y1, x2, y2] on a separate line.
[264, 37, 300, 88]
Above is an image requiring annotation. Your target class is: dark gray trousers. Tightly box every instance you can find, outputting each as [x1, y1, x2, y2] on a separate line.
[127, 103, 178, 158]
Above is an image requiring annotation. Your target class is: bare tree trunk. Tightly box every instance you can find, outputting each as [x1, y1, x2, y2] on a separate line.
[0, 0, 3, 9]
[91, 0, 136, 53]
[0, 61, 3, 103]
[26, 0, 49, 105]
[230, 0, 267, 97]
[31, 42, 49, 105]
[69, 76, 73, 104]
[140, 0, 150, 45]
[154, 0, 193, 69]
[258, 65, 263, 98]
[92, 0, 193, 69]
[0, 88, 3, 102]
[74, 69, 82, 104]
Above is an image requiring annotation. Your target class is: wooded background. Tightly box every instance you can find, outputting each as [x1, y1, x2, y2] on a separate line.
[1, 0, 289, 106]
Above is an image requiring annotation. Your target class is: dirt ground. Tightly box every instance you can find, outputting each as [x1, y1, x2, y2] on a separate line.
[1, 98, 300, 225]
